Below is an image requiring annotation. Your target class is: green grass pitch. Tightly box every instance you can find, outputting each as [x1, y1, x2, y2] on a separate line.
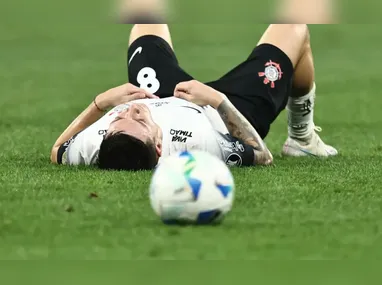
[1, 23, 382, 260]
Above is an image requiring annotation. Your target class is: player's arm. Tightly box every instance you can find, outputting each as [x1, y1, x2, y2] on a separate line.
[174, 80, 273, 166]
[51, 83, 156, 164]
[214, 96, 273, 165]
[50, 100, 105, 164]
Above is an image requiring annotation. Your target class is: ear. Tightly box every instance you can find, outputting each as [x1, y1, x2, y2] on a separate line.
[155, 141, 162, 158]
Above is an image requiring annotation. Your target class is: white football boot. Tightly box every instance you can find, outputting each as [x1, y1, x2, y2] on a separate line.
[282, 126, 338, 157]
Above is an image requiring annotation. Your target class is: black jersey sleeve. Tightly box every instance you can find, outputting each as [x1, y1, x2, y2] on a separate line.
[56, 132, 80, 165]
[216, 133, 255, 167]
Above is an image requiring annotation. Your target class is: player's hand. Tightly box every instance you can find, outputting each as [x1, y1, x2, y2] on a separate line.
[174, 80, 225, 108]
[96, 83, 158, 110]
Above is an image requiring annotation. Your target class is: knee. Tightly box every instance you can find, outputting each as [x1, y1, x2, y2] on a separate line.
[271, 24, 310, 47]
[290, 24, 311, 58]
[290, 24, 310, 44]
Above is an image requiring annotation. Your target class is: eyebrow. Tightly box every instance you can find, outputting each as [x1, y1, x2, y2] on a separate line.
[111, 117, 122, 124]
[108, 117, 148, 137]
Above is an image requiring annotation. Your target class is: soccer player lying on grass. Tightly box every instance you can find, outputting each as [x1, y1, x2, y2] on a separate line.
[51, 24, 337, 170]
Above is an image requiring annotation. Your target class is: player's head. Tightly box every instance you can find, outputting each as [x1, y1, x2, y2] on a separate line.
[97, 103, 162, 171]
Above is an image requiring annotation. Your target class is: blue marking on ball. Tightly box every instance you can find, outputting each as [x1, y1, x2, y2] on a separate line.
[216, 184, 232, 198]
[179, 151, 191, 158]
[196, 210, 222, 224]
[187, 177, 202, 200]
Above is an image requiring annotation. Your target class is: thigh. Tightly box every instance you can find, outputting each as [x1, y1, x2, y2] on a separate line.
[257, 24, 308, 68]
[207, 43, 294, 138]
[128, 35, 193, 98]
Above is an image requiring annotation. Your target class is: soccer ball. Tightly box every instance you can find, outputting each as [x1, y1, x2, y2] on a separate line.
[149, 150, 235, 225]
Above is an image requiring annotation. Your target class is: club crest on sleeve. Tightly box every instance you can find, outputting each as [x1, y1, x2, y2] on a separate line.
[258, 60, 283, 88]
[225, 153, 242, 166]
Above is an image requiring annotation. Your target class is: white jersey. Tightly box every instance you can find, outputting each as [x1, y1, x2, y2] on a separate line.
[57, 97, 254, 167]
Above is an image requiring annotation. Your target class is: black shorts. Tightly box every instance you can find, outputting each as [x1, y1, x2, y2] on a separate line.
[127, 35, 294, 139]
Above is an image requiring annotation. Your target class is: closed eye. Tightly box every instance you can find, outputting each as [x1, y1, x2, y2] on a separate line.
[112, 117, 122, 124]
[110, 117, 148, 131]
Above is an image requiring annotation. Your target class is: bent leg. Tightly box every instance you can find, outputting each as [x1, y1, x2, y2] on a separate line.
[257, 24, 337, 156]
[257, 24, 313, 96]
[127, 24, 192, 97]
[257, 24, 308, 68]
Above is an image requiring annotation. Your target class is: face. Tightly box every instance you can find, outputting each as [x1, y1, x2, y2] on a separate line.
[107, 103, 162, 156]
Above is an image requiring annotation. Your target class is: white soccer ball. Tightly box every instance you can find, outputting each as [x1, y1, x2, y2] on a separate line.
[149, 150, 235, 225]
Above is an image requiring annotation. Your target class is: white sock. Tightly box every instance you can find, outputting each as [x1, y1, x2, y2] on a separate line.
[287, 83, 316, 142]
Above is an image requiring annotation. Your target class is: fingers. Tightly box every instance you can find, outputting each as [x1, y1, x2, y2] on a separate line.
[128, 92, 147, 100]
[174, 81, 192, 94]
[136, 86, 157, 98]
[131, 91, 159, 100]
[144, 92, 160, 99]
[127, 83, 159, 99]
[174, 81, 198, 102]
[127, 83, 143, 93]
[174, 91, 191, 101]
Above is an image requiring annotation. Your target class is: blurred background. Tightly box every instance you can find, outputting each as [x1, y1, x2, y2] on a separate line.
[117, 0, 339, 24]
[1, 0, 381, 24]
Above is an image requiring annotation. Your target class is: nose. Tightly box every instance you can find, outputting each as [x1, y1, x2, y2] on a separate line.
[124, 104, 141, 119]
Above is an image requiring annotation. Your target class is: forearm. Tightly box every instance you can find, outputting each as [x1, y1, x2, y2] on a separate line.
[52, 101, 104, 148]
[214, 95, 273, 165]
[174, 80, 273, 165]
[50, 98, 105, 164]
